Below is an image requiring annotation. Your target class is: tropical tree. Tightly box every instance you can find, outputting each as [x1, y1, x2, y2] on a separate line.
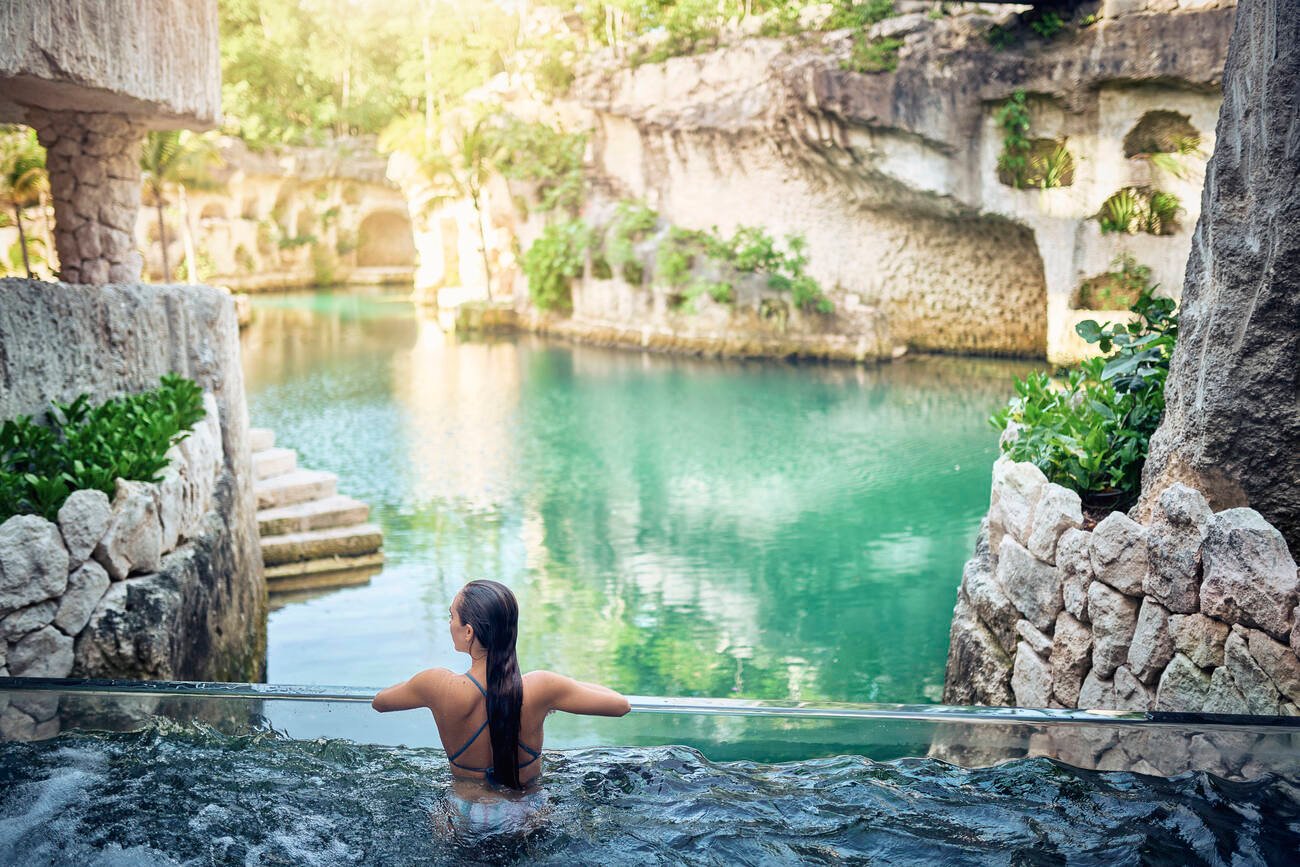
[0, 126, 50, 279]
[382, 112, 505, 299]
[140, 131, 223, 282]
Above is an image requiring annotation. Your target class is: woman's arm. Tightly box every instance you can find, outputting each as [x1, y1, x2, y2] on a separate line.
[530, 671, 631, 717]
[372, 668, 447, 713]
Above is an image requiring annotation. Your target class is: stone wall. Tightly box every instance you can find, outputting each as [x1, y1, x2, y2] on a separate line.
[0, 280, 266, 698]
[944, 459, 1300, 718]
[0, 396, 222, 740]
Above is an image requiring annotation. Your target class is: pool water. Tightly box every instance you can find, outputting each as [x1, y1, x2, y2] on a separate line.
[241, 290, 1040, 707]
[3, 722, 1298, 865]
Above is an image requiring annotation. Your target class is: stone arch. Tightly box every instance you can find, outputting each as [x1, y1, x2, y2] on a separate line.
[1124, 111, 1201, 158]
[356, 210, 416, 267]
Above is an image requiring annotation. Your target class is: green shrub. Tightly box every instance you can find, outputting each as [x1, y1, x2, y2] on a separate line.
[1027, 10, 1065, 40]
[985, 24, 1018, 50]
[605, 201, 659, 281]
[234, 243, 256, 274]
[825, 0, 897, 30]
[0, 375, 206, 522]
[522, 219, 589, 312]
[992, 290, 1177, 504]
[843, 36, 904, 73]
[1098, 188, 1142, 234]
[655, 226, 704, 287]
[1098, 187, 1181, 235]
[493, 120, 586, 214]
[994, 91, 1033, 188]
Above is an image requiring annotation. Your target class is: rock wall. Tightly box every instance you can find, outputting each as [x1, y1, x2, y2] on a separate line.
[1139, 0, 1300, 555]
[944, 459, 1300, 718]
[0, 280, 266, 696]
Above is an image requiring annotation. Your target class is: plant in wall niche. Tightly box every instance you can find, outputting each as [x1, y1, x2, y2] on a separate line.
[1026, 9, 1065, 41]
[1075, 254, 1155, 311]
[1032, 140, 1075, 189]
[0, 375, 206, 522]
[1097, 187, 1181, 236]
[521, 219, 590, 312]
[992, 290, 1177, 509]
[994, 92, 1033, 187]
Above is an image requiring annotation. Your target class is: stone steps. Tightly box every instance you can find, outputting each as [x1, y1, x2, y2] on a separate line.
[257, 494, 370, 536]
[250, 427, 384, 600]
[252, 446, 297, 480]
[254, 468, 338, 510]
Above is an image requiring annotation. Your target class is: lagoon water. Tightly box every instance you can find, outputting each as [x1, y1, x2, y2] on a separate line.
[241, 289, 1038, 719]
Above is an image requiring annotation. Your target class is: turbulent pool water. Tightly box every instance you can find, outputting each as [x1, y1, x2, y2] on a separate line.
[2, 725, 1297, 865]
[242, 289, 1039, 721]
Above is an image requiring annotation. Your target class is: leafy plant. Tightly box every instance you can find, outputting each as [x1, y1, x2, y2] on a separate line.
[1098, 188, 1141, 234]
[1098, 187, 1180, 235]
[1032, 140, 1074, 189]
[843, 36, 904, 74]
[992, 290, 1177, 504]
[995, 92, 1033, 188]
[824, 0, 897, 30]
[1144, 190, 1182, 235]
[0, 375, 206, 522]
[1027, 10, 1064, 41]
[1075, 255, 1154, 310]
[605, 200, 659, 284]
[522, 219, 590, 312]
[492, 119, 587, 214]
[655, 226, 704, 288]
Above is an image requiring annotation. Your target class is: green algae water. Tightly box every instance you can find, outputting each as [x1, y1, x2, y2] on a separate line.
[241, 289, 1040, 711]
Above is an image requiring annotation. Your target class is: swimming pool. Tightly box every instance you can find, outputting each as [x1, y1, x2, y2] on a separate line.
[2, 678, 1297, 864]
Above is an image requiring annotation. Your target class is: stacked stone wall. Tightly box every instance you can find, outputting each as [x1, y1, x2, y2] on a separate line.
[945, 459, 1300, 719]
[0, 399, 222, 740]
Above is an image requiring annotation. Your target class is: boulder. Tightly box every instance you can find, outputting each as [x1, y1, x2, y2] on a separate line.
[1127, 599, 1175, 685]
[1089, 512, 1148, 597]
[1169, 612, 1230, 669]
[1011, 641, 1053, 707]
[1056, 528, 1092, 621]
[1223, 630, 1282, 715]
[1079, 669, 1117, 710]
[0, 600, 57, 642]
[1156, 653, 1212, 712]
[0, 706, 35, 741]
[942, 592, 1014, 706]
[8, 625, 74, 678]
[1245, 628, 1300, 706]
[990, 459, 1047, 550]
[57, 488, 112, 566]
[1088, 581, 1141, 677]
[0, 515, 69, 617]
[1204, 666, 1249, 714]
[54, 559, 111, 636]
[1027, 484, 1083, 564]
[963, 545, 1018, 655]
[1114, 665, 1154, 711]
[1016, 619, 1053, 657]
[997, 537, 1062, 632]
[1144, 483, 1211, 613]
[93, 479, 164, 580]
[1200, 508, 1299, 641]
[1050, 611, 1092, 706]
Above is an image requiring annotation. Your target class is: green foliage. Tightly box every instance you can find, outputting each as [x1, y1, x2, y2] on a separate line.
[992, 291, 1177, 503]
[492, 119, 586, 214]
[995, 92, 1033, 188]
[824, 0, 897, 29]
[535, 38, 577, 99]
[655, 227, 703, 287]
[1076, 254, 1155, 311]
[604, 201, 659, 282]
[0, 125, 50, 279]
[1098, 187, 1181, 236]
[234, 244, 256, 275]
[985, 24, 1018, 50]
[0, 376, 206, 522]
[1033, 140, 1074, 189]
[522, 219, 590, 312]
[1027, 10, 1065, 40]
[311, 242, 337, 286]
[843, 36, 904, 74]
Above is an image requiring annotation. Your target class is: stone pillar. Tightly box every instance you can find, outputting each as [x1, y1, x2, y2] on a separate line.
[1140, 0, 1300, 555]
[29, 110, 144, 285]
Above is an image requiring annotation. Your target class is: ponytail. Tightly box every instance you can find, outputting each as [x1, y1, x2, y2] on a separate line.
[458, 580, 525, 788]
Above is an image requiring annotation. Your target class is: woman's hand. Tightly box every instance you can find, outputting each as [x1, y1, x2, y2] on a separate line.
[372, 668, 447, 712]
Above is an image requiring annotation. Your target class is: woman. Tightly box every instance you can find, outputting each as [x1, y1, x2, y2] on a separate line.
[372, 579, 630, 791]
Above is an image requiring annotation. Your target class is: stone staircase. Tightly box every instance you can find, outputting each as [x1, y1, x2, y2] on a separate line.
[250, 428, 384, 596]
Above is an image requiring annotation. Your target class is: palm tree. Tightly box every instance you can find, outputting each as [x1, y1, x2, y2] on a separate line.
[140, 131, 223, 282]
[383, 113, 504, 300]
[0, 126, 50, 279]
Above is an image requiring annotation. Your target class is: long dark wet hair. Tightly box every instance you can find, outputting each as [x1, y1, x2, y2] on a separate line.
[457, 579, 524, 787]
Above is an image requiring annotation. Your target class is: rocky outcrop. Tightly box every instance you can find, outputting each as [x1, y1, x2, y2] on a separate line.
[943, 464, 1300, 717]
[0, 280, 266, 717]
[1139, 0, 1300, 556]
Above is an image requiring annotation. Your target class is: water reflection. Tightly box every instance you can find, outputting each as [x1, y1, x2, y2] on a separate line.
[242, 290, 1040, 710]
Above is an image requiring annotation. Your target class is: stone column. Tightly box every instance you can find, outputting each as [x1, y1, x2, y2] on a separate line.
[1140, 0, 1300, 555]
[28, 110, 144, 285]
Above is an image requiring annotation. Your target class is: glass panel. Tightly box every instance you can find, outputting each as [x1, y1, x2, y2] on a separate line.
[3, 678, 1298, 863]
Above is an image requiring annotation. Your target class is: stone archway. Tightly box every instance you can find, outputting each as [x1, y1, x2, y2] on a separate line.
[356, 210, 416, 267]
